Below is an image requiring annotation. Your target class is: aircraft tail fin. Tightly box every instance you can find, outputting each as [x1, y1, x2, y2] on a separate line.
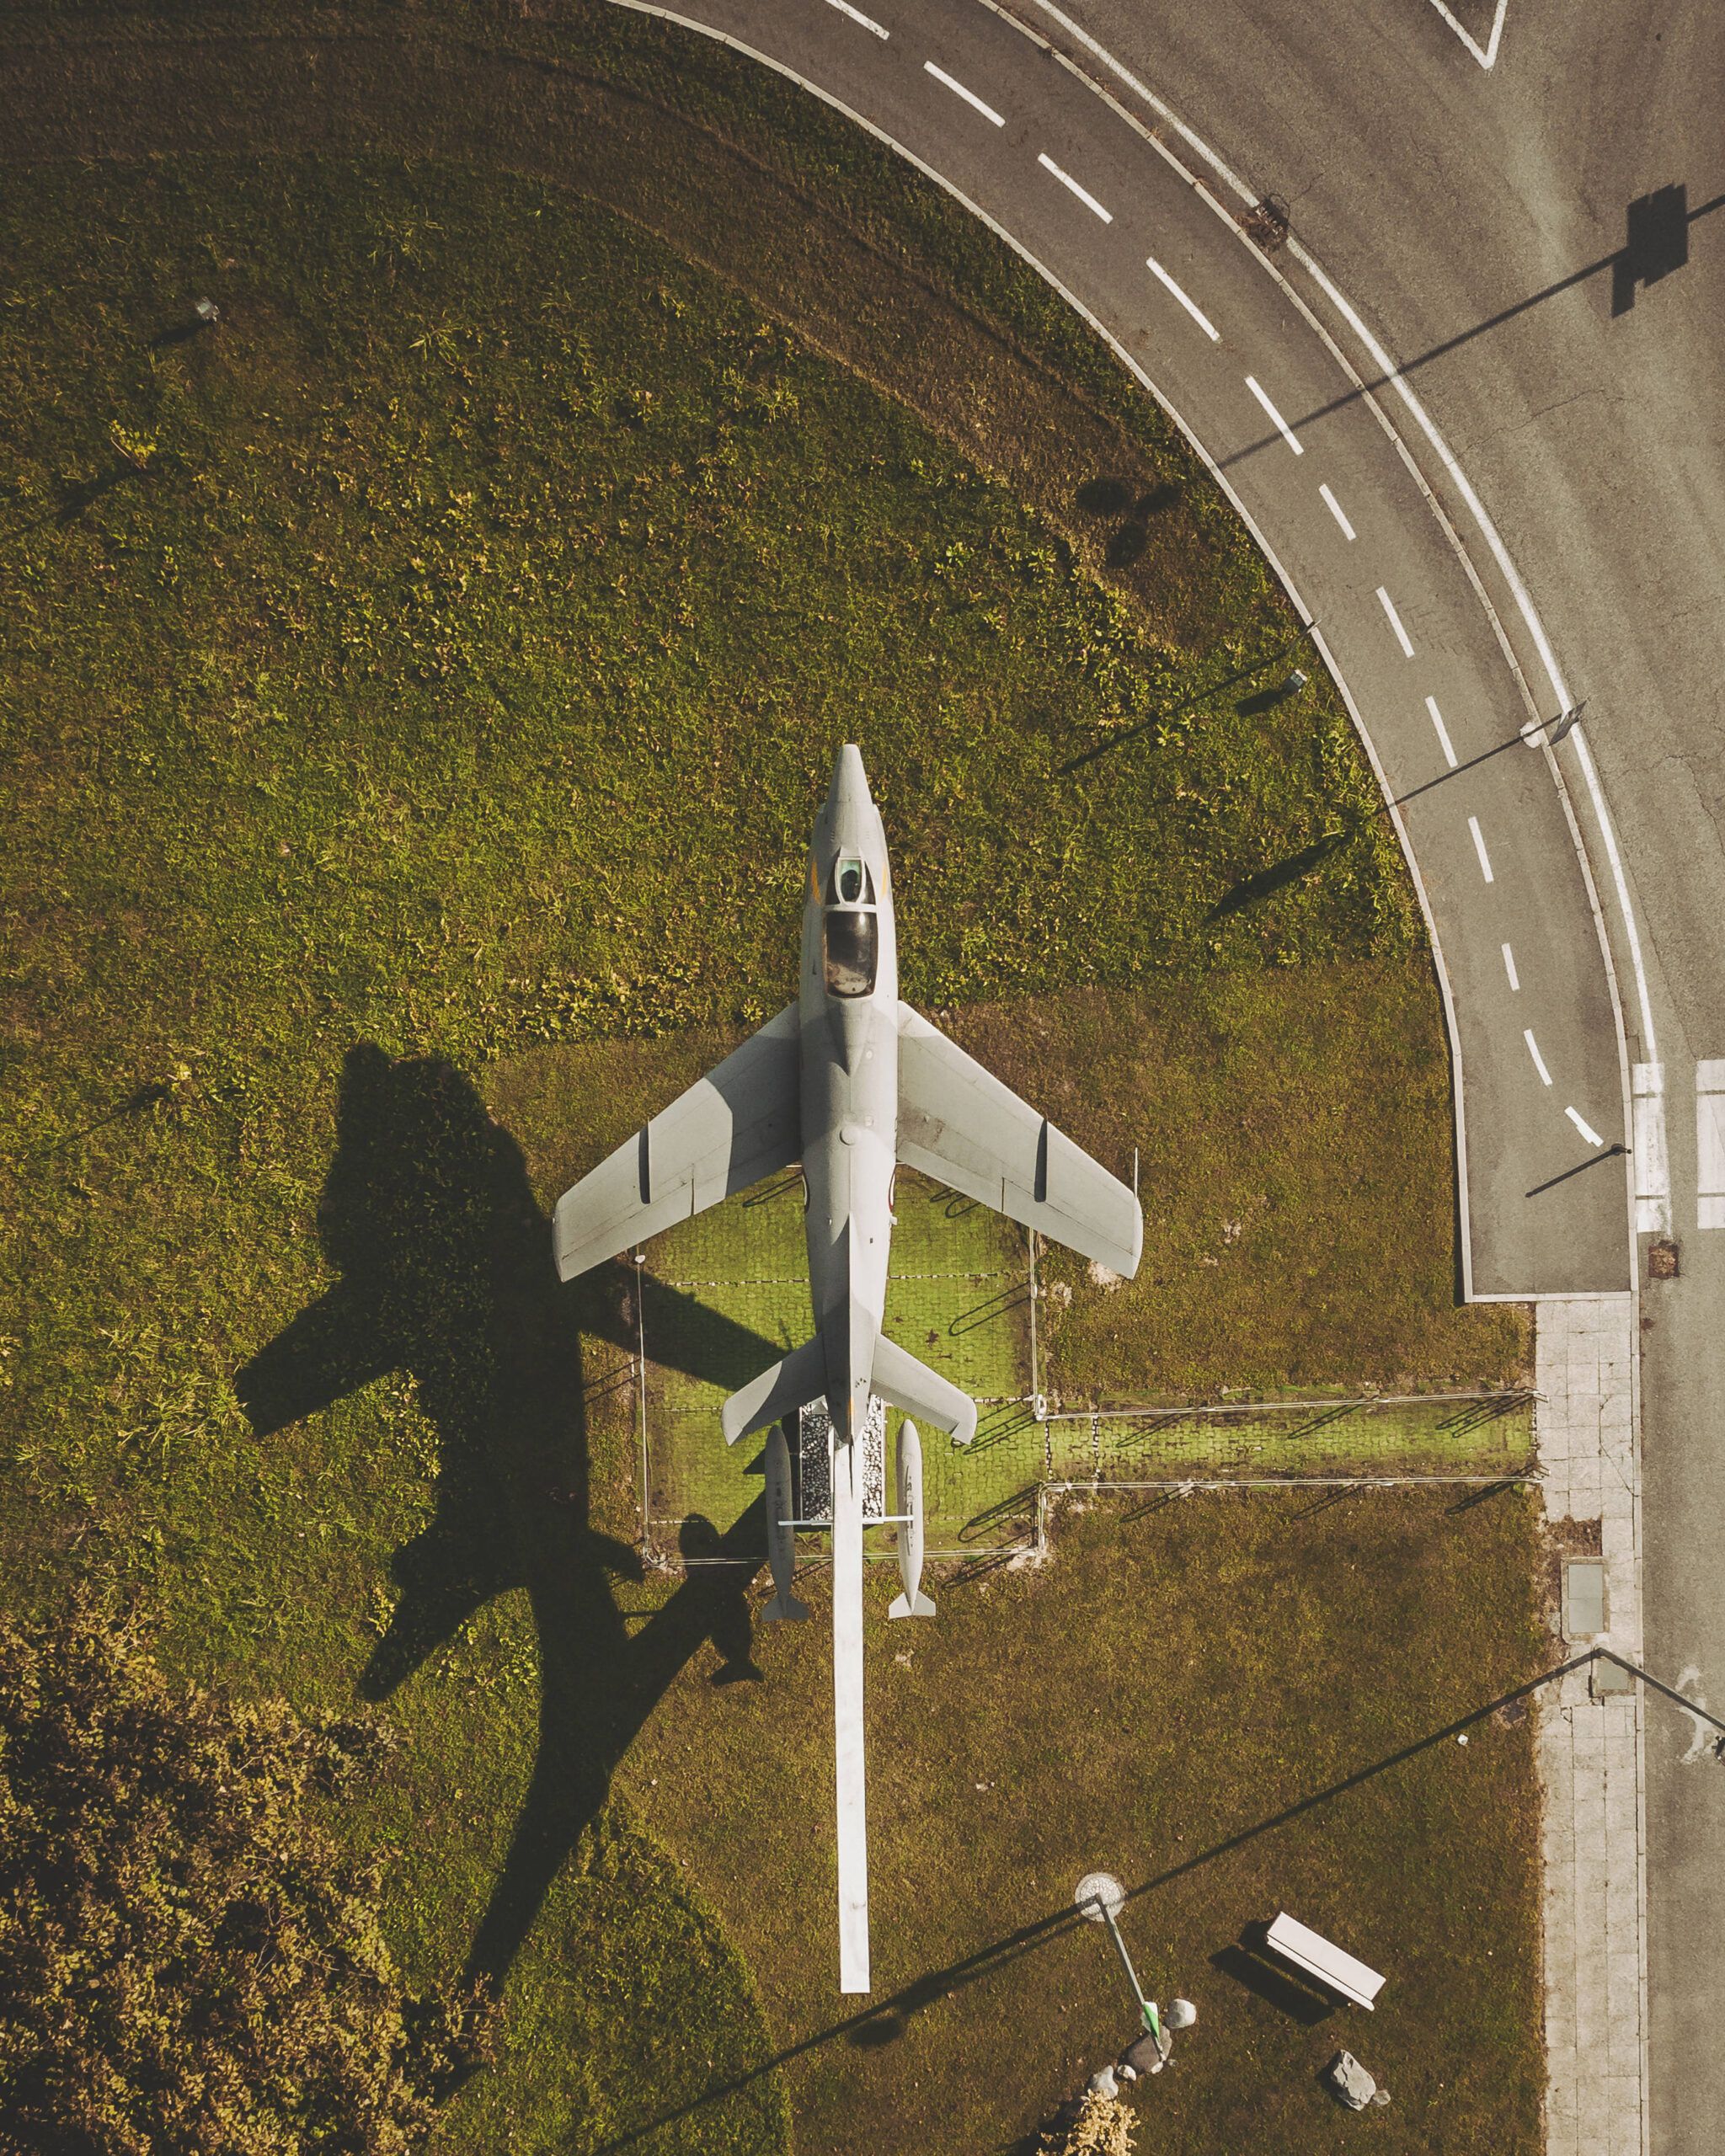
[762, 1590, 811, 1623]
[721, 1337, 828, 1447]
[870, 1336, 978, 1448]
[888, 1588, 937, 1620]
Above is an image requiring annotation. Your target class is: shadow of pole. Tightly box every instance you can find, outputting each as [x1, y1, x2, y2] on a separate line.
[1219, 184, 1725, 468]
[233, 1042, 782, 2000]
[585, 1643, 1708, 2151]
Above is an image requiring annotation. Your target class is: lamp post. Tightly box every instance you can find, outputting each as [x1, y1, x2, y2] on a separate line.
[1072, 1872, 1160, 2041]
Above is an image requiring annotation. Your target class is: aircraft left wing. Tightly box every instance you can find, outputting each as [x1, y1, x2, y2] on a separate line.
[895, 1003, 1142, 1278]
[553, 1004, 801, 1281]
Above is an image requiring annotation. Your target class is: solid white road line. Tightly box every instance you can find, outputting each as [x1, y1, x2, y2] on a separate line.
[1698, 1060, 1725, 1230]
[1145, 253, 1218, 340]
[924, 61, 1004, 126]
[1525, 1029, 1553, 1086]
[1245, 375, 1303, 455]
[1567, 1106, 1605, 1147]
[1375, 585, 1414, 657]
[1632, 1061, 1671, 1234]
[1036, 152, 1113, 221]
[1318, 482, 1355, 540]
[1468, 815, 1494, 883]
[823, 0, 888, 36]
[1018, 0, 1660, 1068]
[1502, 942, 1520, 991]
[1426, 695, 1458, 768]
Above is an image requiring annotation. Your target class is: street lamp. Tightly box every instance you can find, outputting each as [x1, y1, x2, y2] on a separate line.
[1072, 1872, 1162, 2043]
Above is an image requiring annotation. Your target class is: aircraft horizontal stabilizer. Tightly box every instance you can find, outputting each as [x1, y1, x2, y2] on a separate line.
[721, 1337, 828, 1447]
[888, 1588, 937, 1620]
[870, 1337, 978, 1448]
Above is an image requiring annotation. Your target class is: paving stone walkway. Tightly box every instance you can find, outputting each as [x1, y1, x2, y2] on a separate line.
[1535, 1297, 1647, 2156]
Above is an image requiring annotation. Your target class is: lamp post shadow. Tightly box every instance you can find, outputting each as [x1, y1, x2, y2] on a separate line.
[234, 1041, 778, 1996]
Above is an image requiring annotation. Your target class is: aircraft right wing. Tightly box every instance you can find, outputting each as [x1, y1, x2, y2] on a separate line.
[895, 1002, 1142, 1278]
[553, 1003, 802, 1282]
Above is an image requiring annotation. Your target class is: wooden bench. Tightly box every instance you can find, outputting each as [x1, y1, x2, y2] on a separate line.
[1265, 1912, 1386, 2010]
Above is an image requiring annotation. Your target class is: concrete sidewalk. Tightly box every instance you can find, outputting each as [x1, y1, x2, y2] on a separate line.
[1535, 1297, 1646, 2156]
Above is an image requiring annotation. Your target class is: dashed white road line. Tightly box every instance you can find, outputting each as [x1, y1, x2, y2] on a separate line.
[1375, 585, 1414, 657]
[1245, 375, 1303, 456]
[924, 61, 1004, 126]
[1425, 695, 1457, 768]
[1145, 253, 1218, 340]
[1502, 942, 1520, 991]
[1566, 1106, 1604, 1146]
[823, 0, 888, 36]
[1525, 1029, 1553, 1086]
[1468, 815, 1494, 884]
[1317, 482, 1355, 540]
[1036, 152, 1112, 221]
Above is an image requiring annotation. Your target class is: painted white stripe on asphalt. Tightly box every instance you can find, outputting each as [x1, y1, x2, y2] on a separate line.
[1698, 1060, 1725, 1230]
[1632, 1062, 1671, 1234]
[1468, 816, 1494, 883]
[1426, 696, 1457, 768]
[1145, 253, 1218, 340]
[1525, 1030, 1553, 1086]
[1318, 483, 1355, 540]
[1016, 0, 1660, 1069]
[1245, 375, 1303, 455]
[1502, 942, 1519, 991]
[1567, 1106, 1605, 1147]
[1376, 586, 1414, 657]
[1037, 152, 1113, 222]
[924, 61, 1003, 126]
[823, 0, 888, 35]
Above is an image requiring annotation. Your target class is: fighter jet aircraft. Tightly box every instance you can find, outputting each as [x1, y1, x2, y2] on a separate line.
[553, 744, 1142, 1989]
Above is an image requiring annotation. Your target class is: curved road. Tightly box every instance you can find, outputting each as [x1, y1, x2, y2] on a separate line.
[630, 0, 1722, 2145]
[633, 0, 1632, 1302]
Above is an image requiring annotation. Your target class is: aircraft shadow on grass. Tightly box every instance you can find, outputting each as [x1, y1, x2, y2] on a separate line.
[234, 1041, 778, 1991]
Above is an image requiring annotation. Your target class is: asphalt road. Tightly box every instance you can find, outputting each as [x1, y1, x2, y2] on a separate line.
[1016, 13, 1725, 2148]
[638, 0, 1725, 2140]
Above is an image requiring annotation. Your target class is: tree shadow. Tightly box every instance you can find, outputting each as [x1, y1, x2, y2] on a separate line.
[233, 1041, 784, 1995]
[56, 462, 139, 527]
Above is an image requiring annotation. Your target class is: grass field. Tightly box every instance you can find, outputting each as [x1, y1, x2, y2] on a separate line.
[0, 13, 1544, 2148]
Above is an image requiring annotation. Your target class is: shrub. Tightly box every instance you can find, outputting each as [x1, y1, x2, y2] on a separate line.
[1039, 2092, 1138, 2155]
[0, 1591, 498, 2153]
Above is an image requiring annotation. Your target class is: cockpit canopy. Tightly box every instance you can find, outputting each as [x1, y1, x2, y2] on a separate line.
[822, 855, 879, 997]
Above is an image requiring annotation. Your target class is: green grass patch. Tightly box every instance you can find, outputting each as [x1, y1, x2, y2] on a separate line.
[0, 55, 1534, 2153]
[623, 1488, 1546, 2156]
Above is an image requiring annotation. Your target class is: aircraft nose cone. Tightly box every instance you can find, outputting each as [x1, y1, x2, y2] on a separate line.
[827, 743, 872, 812]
